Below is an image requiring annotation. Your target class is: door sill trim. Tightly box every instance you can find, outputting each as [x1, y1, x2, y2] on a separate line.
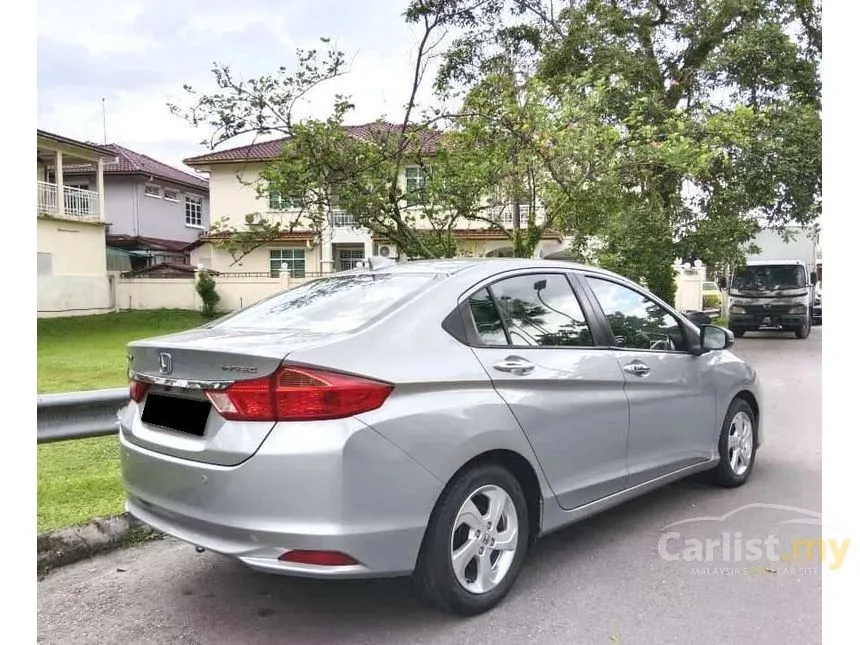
[540, 458, 718, 536]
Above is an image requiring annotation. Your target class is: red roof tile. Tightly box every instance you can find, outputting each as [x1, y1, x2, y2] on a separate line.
[65, 143, 209, 190]
[183, 122, 441, 166]
[107, 235, 192, 253]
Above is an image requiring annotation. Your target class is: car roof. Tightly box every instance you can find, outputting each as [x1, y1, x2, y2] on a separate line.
[346, 257, 612, 280]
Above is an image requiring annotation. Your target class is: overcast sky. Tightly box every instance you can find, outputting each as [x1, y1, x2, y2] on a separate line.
[37, 0, 438, 172]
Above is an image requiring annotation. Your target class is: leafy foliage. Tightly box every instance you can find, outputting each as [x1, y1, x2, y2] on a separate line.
[703, 294, 722, 310]
[196, 271, 221, 318]
[172, 0, 820, 301]
[430, 0, 821, 302]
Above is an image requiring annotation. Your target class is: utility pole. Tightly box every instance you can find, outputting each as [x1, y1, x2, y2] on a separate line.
[102, 98, 107, 144]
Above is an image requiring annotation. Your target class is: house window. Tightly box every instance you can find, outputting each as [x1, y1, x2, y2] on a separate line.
[404, 166, 428, 206]
[144, 184, 162, 198]
[164, 188, 180, 202]
[338, 247, 365, 271]
[185, 195, 203, 228]
[268, 189, 302, 211]
[269, 248, 306, 278]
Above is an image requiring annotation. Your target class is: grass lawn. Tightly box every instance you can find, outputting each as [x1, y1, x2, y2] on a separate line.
[37, 309, 206, 394]
[37, 436, 126, 532]
[37, 309, 206, 533]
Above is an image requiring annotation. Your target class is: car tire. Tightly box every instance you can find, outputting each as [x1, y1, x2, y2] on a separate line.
[413, 462, 530, 616]
[730, 328, 746, 338]
[708, 398, 758, 488]
[795, 317, 810, 339]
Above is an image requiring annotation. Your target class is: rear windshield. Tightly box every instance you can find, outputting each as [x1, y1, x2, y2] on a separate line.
[209, 273, 442, 334]
[703, 282, 718, 290]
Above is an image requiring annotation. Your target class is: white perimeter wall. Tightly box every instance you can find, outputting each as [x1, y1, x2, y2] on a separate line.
[116, 275, 308, 313]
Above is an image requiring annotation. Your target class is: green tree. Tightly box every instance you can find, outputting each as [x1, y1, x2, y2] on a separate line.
[195, 271, 221, 318]
[170, 2, 499, 263]
[430, 72, 623, 259]
[428, 0, 821, 302]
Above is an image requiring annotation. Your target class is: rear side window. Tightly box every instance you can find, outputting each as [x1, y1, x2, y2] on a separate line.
[211, 273, 441, 334]
[468, 289, 507, 345]
[467, 273, 594, 347]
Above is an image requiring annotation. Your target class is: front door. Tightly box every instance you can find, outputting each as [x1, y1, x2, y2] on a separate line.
[467, 272, 630, 510]
[582, 276, 718, 486]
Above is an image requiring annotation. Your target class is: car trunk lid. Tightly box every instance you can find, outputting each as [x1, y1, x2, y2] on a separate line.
[122, 327, 337, 466]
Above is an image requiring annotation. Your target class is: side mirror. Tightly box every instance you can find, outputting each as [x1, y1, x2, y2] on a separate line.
[717, 276, 727, 290]
[810, 272, 818, 285]
[700, 324, 733, 352]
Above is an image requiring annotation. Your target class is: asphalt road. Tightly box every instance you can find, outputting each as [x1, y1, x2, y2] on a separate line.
[37, 328, 823, 645]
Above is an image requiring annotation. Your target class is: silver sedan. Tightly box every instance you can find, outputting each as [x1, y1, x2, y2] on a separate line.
[120, 258, 762, 615]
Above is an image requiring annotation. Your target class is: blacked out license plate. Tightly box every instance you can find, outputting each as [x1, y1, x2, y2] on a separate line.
[141, 393, 211, 437]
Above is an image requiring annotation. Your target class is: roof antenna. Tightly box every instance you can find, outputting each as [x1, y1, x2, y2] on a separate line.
[101, 98, 107, 144]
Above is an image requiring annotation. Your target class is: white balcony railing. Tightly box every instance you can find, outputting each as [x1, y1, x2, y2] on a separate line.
[491, 206, 545, 228]
[37, 181, 100, 222]
[332, 211, 356, 228]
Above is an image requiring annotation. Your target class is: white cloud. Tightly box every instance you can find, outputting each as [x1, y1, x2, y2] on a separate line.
[37, 0, 440, 170]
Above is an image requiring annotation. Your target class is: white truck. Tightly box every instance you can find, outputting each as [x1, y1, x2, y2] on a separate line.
[719, 226, 819, 339]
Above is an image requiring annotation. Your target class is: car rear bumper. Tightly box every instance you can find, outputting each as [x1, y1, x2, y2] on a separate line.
[119, 418, 444, 578]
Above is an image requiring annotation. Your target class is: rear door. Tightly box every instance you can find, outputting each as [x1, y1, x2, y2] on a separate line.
[578, 274, 718, 485]
[466, 270, 630, 510]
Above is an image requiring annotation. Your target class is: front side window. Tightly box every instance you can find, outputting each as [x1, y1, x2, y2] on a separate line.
[185, 195, 203, 227]
[269, 248, 306, 278]
[587, 278, 686, 352]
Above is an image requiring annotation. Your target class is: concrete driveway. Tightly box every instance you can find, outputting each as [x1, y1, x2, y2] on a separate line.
[37, 328, 823, 645]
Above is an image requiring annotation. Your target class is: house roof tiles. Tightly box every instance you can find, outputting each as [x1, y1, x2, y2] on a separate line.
[183, 122, 441, 166]
[65, 143, 209, 190]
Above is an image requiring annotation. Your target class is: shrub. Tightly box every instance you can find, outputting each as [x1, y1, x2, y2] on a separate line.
[703, 294, 722, 310]
[196, 271, 221, 318]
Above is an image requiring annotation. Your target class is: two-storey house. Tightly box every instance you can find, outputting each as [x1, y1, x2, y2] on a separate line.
[63, 144, 210, 271]
[37, 130, 116, 316]
[182, 123, 566, 277]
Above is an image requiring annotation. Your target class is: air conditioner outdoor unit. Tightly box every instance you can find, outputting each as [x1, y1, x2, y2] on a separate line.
[377, 244, 396, 258]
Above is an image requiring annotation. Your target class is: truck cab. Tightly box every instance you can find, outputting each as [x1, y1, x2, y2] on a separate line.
[721, 260, 817, 339]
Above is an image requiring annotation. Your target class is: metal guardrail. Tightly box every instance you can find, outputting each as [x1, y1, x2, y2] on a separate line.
[37, 388, 128, 444]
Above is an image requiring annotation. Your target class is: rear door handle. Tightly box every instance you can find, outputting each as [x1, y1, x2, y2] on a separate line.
[622, 361, 651, 377]
[492, 356, 535, 376]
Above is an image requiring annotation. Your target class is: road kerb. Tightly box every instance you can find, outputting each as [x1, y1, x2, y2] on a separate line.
[37, 513, 161, 576]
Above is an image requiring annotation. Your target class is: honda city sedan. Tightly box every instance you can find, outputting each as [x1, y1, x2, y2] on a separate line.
[120, 258, 762, 615]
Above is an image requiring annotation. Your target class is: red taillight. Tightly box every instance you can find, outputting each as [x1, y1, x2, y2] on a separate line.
[278, 550, 358, 566]
[205, 366, 393, 422]
[129, 378, 149, 403]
